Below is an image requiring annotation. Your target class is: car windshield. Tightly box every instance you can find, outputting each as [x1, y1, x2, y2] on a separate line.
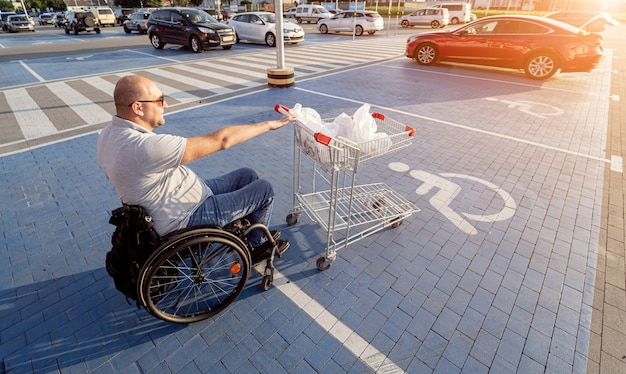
[181, 9, 218, 24]
[10, 16, 27, 22]
[258, 13, 276, 23]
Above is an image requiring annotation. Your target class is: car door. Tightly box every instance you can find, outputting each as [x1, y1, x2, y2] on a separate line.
[169, 10, 188, 45]
[487, 20, 551, 68]
[246, 14, 264, 42]
[442, 19, 500, 64]
[338, 12, 355, 31]
[411, 9, 428, 26]
[231, 14, 250, 40]
[324, 13, 343, 32]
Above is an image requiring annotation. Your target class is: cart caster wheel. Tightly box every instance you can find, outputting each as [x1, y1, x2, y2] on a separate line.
[286, 213, 299, 226]
[261, 269, 273, 290]
[391, 218, 403, 228]
[316, 257, 331, 271]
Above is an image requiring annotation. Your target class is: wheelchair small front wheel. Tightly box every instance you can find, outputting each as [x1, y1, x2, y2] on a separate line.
[138, 229, 250, 323]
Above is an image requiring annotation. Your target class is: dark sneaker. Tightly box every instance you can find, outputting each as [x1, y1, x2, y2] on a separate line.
[251, 238, 290, 264]
[270, 230, 281, 241]
[274, 239, 290, 258]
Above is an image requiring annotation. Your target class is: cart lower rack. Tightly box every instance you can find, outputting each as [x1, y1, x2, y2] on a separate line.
[277, 104, 420, 270]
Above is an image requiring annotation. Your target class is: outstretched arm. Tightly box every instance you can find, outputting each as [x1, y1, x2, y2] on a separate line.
[181, 114, 295, 165]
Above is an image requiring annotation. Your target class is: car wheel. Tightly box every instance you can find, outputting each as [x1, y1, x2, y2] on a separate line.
[150, 33, 165, 49]
[525, 53, 559, 80]
[319, 24, 328, 34]
[415, 43, 438, 66]
[296, 17, 302, 24]
[355, 25, 363, 36]
[265, 32, 276, 47]
[222, 45, 232, 50]
[190, 36, 203, 53]
[124, 25, 131, 33]
[450, 17, 459, 25]
[368, 31, 376, 34]
[431, 20, 440, 28]
[401, 20, 410, 28]
[64, 27, 69, 34]
[72, 25, 78, 35]
[95, 28, 100, 34]
[137, 26, 143, 34]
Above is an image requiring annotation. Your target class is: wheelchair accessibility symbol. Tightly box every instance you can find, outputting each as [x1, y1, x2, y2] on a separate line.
[390, 162, 517, 235]
[485, 97, 563, 119]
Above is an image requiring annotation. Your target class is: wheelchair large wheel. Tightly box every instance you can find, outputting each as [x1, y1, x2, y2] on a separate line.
[138, 228, 251, 323]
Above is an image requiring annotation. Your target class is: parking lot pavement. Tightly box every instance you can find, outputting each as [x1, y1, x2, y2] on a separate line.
[1, 26, 625, 373]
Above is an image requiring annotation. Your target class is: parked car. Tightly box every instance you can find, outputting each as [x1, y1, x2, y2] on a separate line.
[87, 7, 116, 27]
[64, 10, 101, 35]
[115, 7, 135, 25]
[228, 11, 304, 47]
[283, 7, 297, 19]
[1, 11, 18, 31]
[295, 5, 333, 24]
[317, 10, 384, 36]
[39, 13, 54, 25]
[399, 8, 449, 29]
[405, 15, 605, 80]
[6, 15, 35, 32]
[123, 11, 150, 34]
[430, 2, 472, 25]
[544, 10, 619, 33]
[147, 7, 236, 53]
[52, 13, 66, 28]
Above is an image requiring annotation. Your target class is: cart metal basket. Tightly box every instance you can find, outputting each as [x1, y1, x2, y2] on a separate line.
[278, 104, 420, 270]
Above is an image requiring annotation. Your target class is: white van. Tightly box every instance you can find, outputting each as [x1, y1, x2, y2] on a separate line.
[295, 5, 332, 24]
[86, 6, 116, 27]
[431, 2, 471, 25]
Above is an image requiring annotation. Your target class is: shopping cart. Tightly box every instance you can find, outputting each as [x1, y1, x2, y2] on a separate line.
[276, 104, 421, 270]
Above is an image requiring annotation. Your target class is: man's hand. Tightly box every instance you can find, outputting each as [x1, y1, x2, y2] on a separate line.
[269, 113, 297, 130]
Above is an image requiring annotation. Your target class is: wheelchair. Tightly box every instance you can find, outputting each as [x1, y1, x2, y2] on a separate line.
[135, 218, 284, 324]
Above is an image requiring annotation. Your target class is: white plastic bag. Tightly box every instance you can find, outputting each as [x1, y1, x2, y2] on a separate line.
[350, 104, 377, 143]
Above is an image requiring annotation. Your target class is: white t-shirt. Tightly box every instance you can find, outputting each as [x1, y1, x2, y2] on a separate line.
[97, 116, 212, 235]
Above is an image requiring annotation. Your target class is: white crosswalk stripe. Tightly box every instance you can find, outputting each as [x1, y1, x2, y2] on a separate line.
[47, 81, 112, 125]
[4, 87, 58, 140]
[0, 37, 406, 148]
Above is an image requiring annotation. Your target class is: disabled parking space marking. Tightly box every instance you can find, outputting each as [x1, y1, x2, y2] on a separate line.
[485, 97, 564, 118]
[389, 163, 516, 235]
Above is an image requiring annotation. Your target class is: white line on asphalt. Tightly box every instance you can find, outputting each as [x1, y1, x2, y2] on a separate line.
[18, 60, 45, 82]
[611, 155, 623, 173]
[293, 87, 616, 168]
[266, 266, 405, 373]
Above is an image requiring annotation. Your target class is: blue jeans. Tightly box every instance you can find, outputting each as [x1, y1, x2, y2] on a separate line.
[187, 167, 273, 247]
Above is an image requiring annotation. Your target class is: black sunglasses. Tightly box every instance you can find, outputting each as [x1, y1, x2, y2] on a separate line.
[129, 96, 166, 107]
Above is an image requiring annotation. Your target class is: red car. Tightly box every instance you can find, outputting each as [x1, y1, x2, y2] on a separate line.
[405, 15, 605, 80]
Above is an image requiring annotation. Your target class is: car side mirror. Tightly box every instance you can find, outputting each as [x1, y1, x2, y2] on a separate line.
[458, 29, 468, 36]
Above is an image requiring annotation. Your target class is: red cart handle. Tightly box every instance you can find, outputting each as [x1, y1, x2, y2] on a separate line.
[275, 104, 290, 115]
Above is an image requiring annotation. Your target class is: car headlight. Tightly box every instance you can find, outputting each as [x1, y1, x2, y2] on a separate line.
[407, 35, 421, 44]
[198, 27, 215, 34]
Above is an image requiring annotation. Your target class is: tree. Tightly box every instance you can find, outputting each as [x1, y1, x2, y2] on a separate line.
[0, 0, 15, 11]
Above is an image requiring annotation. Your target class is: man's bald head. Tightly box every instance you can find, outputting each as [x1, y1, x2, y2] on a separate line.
[113, 76, 167, 130]
[114, 75, 153, 111]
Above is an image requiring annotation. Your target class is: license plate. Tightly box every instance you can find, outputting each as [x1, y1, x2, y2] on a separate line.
[222, 36, 233, 42]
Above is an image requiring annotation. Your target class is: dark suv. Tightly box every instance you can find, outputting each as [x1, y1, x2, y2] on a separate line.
[64, 10, 101, 35]
[147, 8, 236, 53]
